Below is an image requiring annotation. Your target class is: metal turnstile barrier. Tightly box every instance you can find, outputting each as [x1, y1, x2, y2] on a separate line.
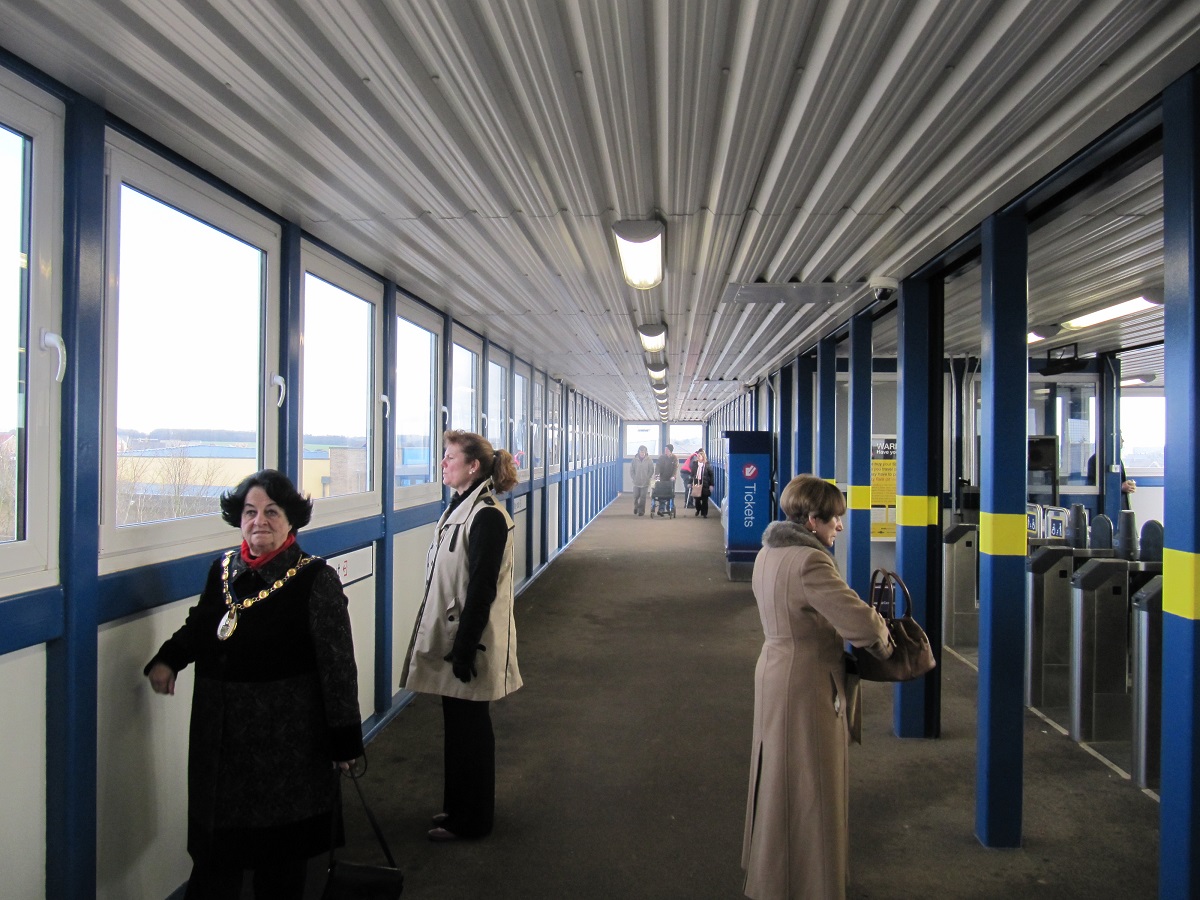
[1069, 559, 1132, 743]
[942, 523, 978, 648]
[1026, 545, 1075, 711]
[1131, 575, 1163, 790]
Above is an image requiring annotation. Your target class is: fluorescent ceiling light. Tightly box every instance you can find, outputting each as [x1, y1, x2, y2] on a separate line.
[1120, 373, 1157, 387]
[652, 384, 667, 396]
[647, 364, 668, 380]
[613, 220, 664, 290]
[1027, 324, 1062, 344]
[1062, 297, 1158, 330]
[638, 323, 667, 353]
[1027, 332, 1045, 344]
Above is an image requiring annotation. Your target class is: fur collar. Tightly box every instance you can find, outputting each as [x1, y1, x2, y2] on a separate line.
[762, 519, 829, 552]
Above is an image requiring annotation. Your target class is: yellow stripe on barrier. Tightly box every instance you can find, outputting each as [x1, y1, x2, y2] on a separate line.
[1164, 548, 1200, 621]
[979, 512, 1027, 557]
[848, 484, 871, 510]
[896, 495, 939, 528]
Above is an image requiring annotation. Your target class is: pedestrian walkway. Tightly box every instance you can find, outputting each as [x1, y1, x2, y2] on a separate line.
[334, 497, 1159, 899]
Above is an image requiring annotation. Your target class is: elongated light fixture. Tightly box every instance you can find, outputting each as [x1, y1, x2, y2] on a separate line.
[613, 220, 665, 289]
[638, 322, 667, 353]
[1062, 296, 1158, 330]
[1120, 373, 1157, 387]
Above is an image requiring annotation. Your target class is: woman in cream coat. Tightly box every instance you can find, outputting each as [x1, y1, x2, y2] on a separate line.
[742, 475, 894, 900]
[402, 430, 522, 841]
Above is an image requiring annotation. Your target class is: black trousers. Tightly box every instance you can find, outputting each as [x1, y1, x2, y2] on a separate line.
[695, 493, 709, 517]
[184, 857, 307, 900]
[441, 695, 495, 837]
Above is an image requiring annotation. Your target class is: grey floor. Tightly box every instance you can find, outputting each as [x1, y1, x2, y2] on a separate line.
[329, 496, 1159, 899]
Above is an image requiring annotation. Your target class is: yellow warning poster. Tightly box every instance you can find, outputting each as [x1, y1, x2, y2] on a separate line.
[871, 435, 897, 539]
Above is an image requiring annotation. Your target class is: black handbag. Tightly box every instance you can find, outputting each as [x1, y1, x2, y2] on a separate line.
[853, 569, 936, 683]
[323, 767, 405, 899]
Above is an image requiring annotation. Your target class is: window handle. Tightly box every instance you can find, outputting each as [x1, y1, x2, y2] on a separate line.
[271, 374, 286, 408]
[41, 329, 66, 383]
[381, 394, 390, 419]
[441, 406, 448, 429]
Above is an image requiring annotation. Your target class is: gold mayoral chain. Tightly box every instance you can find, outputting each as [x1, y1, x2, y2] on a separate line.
[217, 549, 315, 640]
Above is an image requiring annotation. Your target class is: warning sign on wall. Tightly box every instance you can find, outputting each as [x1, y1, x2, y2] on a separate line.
[871, 435, 897, 540]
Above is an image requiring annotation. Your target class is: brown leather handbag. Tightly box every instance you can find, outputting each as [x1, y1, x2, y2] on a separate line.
[853, 569, 937, 682]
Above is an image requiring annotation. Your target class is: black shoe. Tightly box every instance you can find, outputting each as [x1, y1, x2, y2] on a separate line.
[428, 826, 459, 842]
[432, 812, 450, 826]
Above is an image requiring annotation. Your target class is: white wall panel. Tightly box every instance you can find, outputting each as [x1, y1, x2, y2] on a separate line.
[0, 645, 47, 900]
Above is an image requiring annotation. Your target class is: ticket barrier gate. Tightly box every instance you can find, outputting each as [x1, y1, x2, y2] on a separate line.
[1025, 545, 1076, 711]
[1068, 557, 1162, 744]
[942, 523, 978, 648]
[1130, 576, 1162, 790]
[1025, 506, 1110, 713]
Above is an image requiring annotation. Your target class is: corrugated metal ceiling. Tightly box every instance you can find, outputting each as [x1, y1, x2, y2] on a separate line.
[1, 0, 1197, 419]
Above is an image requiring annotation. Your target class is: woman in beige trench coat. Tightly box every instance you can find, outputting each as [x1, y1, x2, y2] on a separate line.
[742, 475, 894, 900]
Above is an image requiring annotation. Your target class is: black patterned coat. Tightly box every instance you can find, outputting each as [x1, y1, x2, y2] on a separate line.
[146, 542, 364, 866]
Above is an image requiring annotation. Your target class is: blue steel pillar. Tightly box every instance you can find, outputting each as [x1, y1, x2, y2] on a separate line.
[846, 312, 873, 599]
[796, 353, 815, 477]
[895, 276, 944, 738]
[776, 362, 795, 517]
[48, 95, 105, 900]
[976, 210, 1028, 847]
[816, 336, 837, 482]
[1161, 70, 1200, 900]
[1098, 353, 1124, 521]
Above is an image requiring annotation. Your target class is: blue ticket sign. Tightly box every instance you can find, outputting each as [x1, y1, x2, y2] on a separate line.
[723, 431, 773, 580]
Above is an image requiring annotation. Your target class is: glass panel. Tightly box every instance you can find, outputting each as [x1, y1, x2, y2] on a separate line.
[301, 272, 373, 499]
[548, 383, 561, 470]
[1053, 382, 1096, 487]
[395, 315, 438, 489]
[668, 423, 703, 459]
[486, 359, 507, 449]
[1119, 394, 1164, 477]
[532, 375, 544, 475]
[513, 371, 529, 472]
[115, 186, 263, 525]
[452, 344, 477, 432]
[0, 132, 26, 541]
[0, 126, 27, 543]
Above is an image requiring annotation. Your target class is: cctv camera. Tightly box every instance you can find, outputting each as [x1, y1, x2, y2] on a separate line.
[869, 276, 898, 301]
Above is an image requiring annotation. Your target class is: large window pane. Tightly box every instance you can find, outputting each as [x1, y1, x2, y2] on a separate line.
[548, 383, 561, 470]
[486, 358, 507, 450]
[532, 375, 544, 475]
[513, 370, 529, 473]
[115, 186, 263, 525]
[0, 126, 27, 543]
[302, 272, 373, 499]
[669, 423, 704, 458]
[625, 423, 659, 456]
[1120, 394, 1165, 477]
[395, 315, 438, 488]
[452, 344, 477, 432]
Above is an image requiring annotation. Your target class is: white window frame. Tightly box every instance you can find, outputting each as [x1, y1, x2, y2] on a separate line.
[513, 360, 531, 482]
[450, 328, 483, 434]
[485, 343, 509, 452]
[99, 132, 281, 573]
[0, 70, 63, 594]
[394, 296, 444, 508]
[547, 380, 562, 474]
[299, 242, 384, 527]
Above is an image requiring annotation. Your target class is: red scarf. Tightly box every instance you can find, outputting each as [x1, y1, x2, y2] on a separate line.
[240, 532, 296, 569]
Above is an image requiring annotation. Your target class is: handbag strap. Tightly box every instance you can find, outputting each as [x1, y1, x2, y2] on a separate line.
[329, 765, 399, 870]
[870, 568, 914, 619]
